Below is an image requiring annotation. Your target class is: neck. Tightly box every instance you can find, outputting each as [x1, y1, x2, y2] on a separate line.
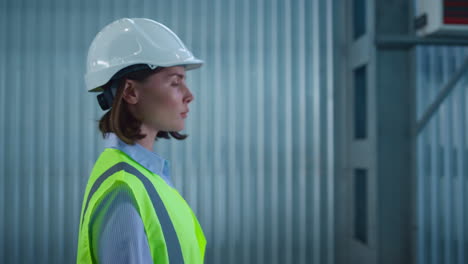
[135, 124, 158, 151]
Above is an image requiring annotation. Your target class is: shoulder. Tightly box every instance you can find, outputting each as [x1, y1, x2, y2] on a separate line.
[89, 148, 146, 187]
[90, 185, 140, 234]
[94, 148, 131, 168]
[100, 189, 144, 236]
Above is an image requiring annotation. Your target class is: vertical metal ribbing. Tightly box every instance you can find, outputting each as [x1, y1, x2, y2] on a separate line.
[451, 47, 459, 264]
[0, 0, 5, 262]
[256, 0, 266, 263]
[453, 47, 467, 264]
[69, 1, 83, 262]
[197, 0, 211, 261]
[441, 47, 453, 264]
[64, 2, 72, 261]
[428, 46, 440, 264]
[457, 47, 467, 264]
[1, 0, 8, 263]
[283, 0, 293, 261]
[40, 0, 52, 262]
[9, 0, 21, 262]
[417, 130, 427, 264]
[326, 0, 335, 262]
[226, 0, 238, 263]
[267, 0, 277, 263]
[213, 0, 223, 262]
[241, 0, 252, 262]
[416, 46, 427, 264]
[312, 0, 322, 263]
[52, 1, 64, 262]
[13, 2, 22, 259]
[297, 0, 307, 262]
[23, 0, 36, 262]
[458, 48, 467, 264]
[72, 1, 85, 261]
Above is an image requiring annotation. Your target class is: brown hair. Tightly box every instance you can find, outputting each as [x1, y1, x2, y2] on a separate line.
[98, 65, 188, 145]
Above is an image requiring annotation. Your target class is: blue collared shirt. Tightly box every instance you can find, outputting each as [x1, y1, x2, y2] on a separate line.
[90, 133, 173, 263]
[104, 132, 173, 187]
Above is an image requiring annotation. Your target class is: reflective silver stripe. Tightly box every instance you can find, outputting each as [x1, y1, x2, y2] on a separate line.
[81, 162, 184, 263]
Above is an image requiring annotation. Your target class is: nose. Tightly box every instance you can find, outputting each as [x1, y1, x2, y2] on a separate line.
[183, 84, 194, 104]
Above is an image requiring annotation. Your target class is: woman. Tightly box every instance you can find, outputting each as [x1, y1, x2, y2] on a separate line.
[76, 18, 206, 264]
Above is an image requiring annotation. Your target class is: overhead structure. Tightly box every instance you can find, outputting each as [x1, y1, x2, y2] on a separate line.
[416, 0, 468, 36]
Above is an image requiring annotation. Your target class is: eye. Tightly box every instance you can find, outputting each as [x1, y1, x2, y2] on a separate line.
[171, 77, 183, 87]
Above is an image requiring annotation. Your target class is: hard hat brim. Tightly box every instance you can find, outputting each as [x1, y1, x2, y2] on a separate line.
[86, 59, 204, 93]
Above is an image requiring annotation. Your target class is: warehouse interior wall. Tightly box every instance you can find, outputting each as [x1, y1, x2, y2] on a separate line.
[412, 2, 468, 264]
[415, 45, 468, 264]
[335, 0, 468, 264]
[0, 0, 337, 263]
[5, 1, 467, 264]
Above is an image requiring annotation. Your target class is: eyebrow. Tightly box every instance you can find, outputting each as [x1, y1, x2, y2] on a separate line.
[167, 73, 185, 79]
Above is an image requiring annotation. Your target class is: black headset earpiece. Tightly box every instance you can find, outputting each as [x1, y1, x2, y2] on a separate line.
[97, 84, 115, 111]
[96, 64, 153, 111]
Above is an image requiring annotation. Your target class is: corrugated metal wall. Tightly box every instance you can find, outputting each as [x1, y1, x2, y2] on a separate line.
[0, 0, 336, 263]
[416, 46, 468, 264]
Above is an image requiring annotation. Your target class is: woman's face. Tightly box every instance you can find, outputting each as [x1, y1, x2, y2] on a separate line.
[127, 66, 194, 132]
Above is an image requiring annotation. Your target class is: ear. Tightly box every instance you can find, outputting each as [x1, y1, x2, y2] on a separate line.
[121, 80, 140, 105]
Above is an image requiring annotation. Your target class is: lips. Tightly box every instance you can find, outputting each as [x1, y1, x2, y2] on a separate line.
[181, 110, 189, 118]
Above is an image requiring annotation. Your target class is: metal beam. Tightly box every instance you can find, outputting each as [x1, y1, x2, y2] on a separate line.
[416, 56, 468, 134]
[376, 34, 468, 49]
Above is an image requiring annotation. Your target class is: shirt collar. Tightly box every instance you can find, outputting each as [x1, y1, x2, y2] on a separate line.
[103, 133, 173, 187]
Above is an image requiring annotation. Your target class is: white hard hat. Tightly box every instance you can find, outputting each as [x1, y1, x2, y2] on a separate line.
[85, 18, 203, 92]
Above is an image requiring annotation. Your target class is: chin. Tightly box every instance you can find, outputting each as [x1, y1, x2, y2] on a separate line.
[159, 121, 184, 133]
[172, 123, 185, 132]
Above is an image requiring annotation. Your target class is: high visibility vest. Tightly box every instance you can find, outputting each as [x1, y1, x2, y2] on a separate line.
[76, 148, 206, 263]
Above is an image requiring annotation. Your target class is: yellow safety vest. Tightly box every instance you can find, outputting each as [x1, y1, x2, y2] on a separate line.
[76, 148, 206, 263]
